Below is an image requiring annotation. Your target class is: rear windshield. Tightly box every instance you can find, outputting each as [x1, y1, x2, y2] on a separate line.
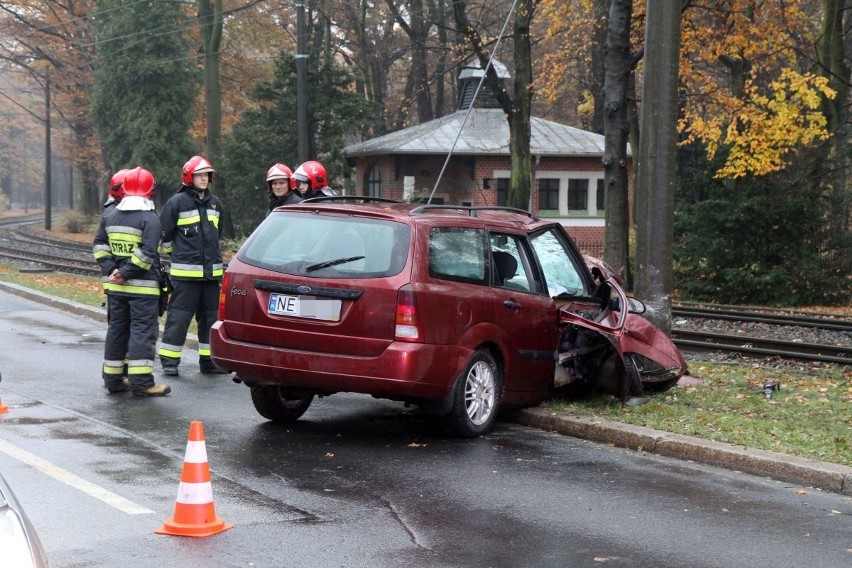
[238, 211, 411, 278]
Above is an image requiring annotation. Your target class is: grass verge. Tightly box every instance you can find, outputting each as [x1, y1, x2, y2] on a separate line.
[0, 263, 193, 332]
[545, 361, 850, 465]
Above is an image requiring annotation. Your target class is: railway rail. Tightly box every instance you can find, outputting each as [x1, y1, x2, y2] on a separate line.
[671, 329, 851, 366]
[0, 214, 849, 367]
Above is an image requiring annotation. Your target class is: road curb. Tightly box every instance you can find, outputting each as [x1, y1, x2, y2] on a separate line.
[1, 279, 849, 496]
[0, 280, 200, 349]
[515, 408, 852, 496]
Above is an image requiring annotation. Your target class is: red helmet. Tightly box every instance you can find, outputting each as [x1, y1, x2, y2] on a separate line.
[122, 167, 156, 199]
[266, 163, 294, 190]
[292, 161, 327, 191]
[182, 155, 215, 185]
[108, 169, 131, 201]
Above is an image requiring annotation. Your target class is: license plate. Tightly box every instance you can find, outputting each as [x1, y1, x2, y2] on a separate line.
[267, 293, 341, 321]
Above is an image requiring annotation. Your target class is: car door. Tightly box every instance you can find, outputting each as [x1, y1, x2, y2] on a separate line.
[487, 231, 559, 401]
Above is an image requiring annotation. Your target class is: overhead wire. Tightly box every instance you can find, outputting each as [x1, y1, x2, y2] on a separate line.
[427, 0, 520, 204]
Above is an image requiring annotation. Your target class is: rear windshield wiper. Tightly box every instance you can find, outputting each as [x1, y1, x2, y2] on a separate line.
[305, 256, 365, 272]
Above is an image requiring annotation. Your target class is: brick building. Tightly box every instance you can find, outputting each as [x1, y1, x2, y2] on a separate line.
[343, 63, 625, 255]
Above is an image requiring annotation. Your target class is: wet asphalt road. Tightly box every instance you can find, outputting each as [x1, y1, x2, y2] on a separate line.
[0, 289, 849, 568]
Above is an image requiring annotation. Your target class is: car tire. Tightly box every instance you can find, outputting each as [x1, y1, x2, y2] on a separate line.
[625, 353, 679, 393]
[441, 349, 502, 438]
[250, 386, 314, 422]
[624, 354, 645, 398]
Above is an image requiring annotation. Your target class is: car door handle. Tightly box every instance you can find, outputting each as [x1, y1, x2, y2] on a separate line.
[503, 299, 521, 310]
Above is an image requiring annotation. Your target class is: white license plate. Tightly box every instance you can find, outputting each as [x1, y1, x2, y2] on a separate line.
[267, 293, 341, 321]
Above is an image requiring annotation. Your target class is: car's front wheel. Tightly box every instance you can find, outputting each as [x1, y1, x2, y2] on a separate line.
[441, 349, 502, 438]
[250, 386, 314, 422]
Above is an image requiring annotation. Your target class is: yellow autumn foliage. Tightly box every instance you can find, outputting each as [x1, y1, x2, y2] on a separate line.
[536, 0, 836, 179]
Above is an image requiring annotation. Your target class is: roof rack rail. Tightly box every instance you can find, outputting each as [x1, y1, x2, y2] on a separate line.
[300, 195, 402, 204]
[409, 204, 536, 219]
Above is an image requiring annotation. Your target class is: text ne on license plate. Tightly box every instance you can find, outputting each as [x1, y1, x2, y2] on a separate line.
[268, 293, 341, 321]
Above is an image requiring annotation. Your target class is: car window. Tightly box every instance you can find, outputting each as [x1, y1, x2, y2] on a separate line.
[429, 227, 488, 284]
[489, 233, 540, 293]
[529, 228, 588, 297]
[238, 212, 410, 278]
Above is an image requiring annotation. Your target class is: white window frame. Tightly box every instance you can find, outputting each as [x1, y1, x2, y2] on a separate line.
[534, 170, 605, 218]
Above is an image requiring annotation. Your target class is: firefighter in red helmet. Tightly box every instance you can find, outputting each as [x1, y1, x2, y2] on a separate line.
[158, 155, 228, 376]
[266, 162, 301, 215]
[104, 169, 130, 212]
[292, 160, 337, 200]
[92, 167, 170, 397]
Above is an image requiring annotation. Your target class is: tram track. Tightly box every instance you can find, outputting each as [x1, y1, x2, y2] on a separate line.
[0, 214, 848, 367]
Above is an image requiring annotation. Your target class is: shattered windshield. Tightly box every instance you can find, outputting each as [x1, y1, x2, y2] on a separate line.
[529, 229, 588, 297]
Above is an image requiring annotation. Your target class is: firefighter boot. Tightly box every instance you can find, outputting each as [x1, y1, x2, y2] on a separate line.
[105, 378, 130, 394]
[199, 358, 228, 375]
[132, 383, 172, 397]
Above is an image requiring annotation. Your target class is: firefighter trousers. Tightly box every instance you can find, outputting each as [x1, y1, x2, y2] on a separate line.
[158, 279, 220, 369]
[103, 294, 159, 390]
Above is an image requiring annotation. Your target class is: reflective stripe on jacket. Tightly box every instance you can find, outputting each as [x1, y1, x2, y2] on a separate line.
[92, 208, 162, 297]
[159, 185, 224, 281]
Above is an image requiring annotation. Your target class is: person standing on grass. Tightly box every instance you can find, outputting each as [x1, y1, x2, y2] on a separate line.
[157, 155, 228, 376]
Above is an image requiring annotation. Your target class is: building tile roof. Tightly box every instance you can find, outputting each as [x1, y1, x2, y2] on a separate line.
[344, 108, 609, 158]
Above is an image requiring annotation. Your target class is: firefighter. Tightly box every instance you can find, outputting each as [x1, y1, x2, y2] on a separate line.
[158, 155, 228, 376]
[101, 168, 132, 374]
[266, 162, 301, 215]
[104, 169, 130, 213]
[93, 167, 170, 397]
[292, 160, 337, 200]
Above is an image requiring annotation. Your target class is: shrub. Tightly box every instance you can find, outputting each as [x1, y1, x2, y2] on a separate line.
[60, 210, 97, 234]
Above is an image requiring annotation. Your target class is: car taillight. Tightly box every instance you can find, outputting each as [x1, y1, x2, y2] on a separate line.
[218, 272, 229, 320]
[395, 285, 421, 342]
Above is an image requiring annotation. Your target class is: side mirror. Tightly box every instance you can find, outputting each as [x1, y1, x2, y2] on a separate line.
[626, 297, 646, 314]
[610, 296, 646, 314]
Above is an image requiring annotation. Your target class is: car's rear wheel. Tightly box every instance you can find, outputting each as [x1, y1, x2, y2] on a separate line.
[250, 386, 314, 422]
[441, 349, 502, 438]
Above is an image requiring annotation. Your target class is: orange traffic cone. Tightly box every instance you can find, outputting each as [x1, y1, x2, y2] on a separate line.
[0, 372, 7, 413]
[155, 421, 232, 537]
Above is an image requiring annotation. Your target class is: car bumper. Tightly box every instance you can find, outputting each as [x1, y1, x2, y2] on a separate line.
[210, 321, 470, 400]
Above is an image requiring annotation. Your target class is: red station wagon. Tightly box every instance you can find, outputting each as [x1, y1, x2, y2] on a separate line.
[211, 199, 686, 437]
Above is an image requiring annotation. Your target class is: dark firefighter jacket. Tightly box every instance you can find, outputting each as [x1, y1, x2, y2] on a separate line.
[92, 204, 162, 297]
[267, 191, 302, 215]
[159, 185, 224, 281]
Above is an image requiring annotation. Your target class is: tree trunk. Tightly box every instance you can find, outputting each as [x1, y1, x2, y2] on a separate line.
[508, 0, 534, 210]
[198, 0, 223, 164]
[817, 0, 851, 283]
[634, 0, 681, 333]
[452, 0, 535, 210]
[602, 0, 632, 281]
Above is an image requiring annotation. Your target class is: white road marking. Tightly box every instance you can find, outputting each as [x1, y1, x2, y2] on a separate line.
[0, 438, 154, 515]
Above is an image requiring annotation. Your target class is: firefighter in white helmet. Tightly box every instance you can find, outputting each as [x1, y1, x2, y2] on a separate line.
[265, 162, 301, 215]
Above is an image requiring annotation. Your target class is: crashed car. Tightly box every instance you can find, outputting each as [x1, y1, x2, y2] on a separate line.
[211, 199, 686, 437]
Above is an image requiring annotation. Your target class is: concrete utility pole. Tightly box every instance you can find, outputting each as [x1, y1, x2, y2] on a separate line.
[634, 0, 681, 333]
[44, 69, 51, 231]
[295, 1, 309, 163]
